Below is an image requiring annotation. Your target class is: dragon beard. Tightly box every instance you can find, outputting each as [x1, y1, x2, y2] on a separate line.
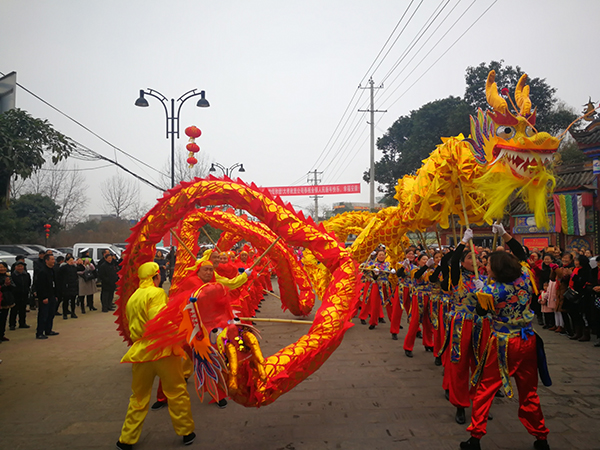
[473, 161, 555, 229]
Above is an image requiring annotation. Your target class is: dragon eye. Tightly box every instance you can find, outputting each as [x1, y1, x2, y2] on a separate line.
[525, 126, 535, 137]
[496, 125, 515, 140]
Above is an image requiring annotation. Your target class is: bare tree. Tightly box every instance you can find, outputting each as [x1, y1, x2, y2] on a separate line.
[15, 160, 89, 227]
[161, 146, 210, 189]
[101, 174, 140, 219]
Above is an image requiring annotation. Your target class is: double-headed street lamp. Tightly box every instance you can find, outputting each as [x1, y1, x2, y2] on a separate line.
[135, 88, 210, 188]
[209, 162, 245, 178]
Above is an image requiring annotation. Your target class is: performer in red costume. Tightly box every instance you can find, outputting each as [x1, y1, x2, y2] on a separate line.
[444, 228, 489, 425]
[461, 224, 550, 450]
[403, 253, 435, 358]
[359, 249, 394, 329]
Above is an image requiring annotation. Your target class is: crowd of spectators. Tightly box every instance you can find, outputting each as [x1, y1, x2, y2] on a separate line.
[0, 248, 122, 347]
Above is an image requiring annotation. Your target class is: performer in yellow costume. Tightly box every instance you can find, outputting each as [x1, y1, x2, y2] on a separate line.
[116, 262, 196, 450]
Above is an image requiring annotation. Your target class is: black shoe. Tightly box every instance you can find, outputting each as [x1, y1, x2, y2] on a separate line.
[116, 441, 133, 450]
[425, 346, 434, 352]
[445, 389, 450, 401]
[90, 306, 98, 311]
[495, 389, 504, 398]
[36, 335, 48, 340]
[55, 311, 62, 316]
[368, 325, 376, 330]
[488, 412, 493, 420]
[360, 319, 367, 325]
[9, 326, 15, 331]
[81, 308, 86, 314]
[455, 407, 466, 424]
[400, 325, 404, 329]
[405, 350, 413, 358]
[63, 315, 68, 320]
[416, 330, 422, 339]
[378, 317, 385, 324]
[183, 432, 196, 446]
[217, 399, 228, 409]
[391, 333, 398, 340]
[435, 356, 442, 366]
[460, 437, 481, 450]
[150, 400, 167, 411]
[46, 331, 59, 336]
[1, 336, 9, 341]
[533, 439, 550, 450]
[19, 324, 30, 329]
[71, 313, 78, 319]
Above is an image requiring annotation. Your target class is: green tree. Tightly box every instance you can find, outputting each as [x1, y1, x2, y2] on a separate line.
[365, 96, 471, 198]
[0, 108, 75, 208]
[0, 193, 62, 244]
[464, 60, 576, 135]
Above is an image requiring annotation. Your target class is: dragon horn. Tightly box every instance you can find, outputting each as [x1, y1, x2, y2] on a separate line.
[515, 73, 532, 116]
[485, 70, 508, 114]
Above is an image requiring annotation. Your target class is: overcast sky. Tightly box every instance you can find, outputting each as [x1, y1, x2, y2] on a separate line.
[2, 0, 598, 218]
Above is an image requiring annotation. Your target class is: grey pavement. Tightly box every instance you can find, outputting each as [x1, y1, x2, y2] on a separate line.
[1, 284, 599, 450]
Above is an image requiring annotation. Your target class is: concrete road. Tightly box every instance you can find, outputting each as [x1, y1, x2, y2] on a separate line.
[1, 284, 599, 450]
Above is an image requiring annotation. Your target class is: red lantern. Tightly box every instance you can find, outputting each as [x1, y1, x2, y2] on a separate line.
[186, 142, 200, 153]
[185, 126, 202, 139]
[187, 156, 198, 166]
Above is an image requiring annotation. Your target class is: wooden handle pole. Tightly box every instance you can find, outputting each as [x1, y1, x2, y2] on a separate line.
[249, 237, 281, 271]
[457, 182, 478, 276]
[170, 229, 196, 259]
[238, 317, 313, 325]
[201, 227, 221, 253]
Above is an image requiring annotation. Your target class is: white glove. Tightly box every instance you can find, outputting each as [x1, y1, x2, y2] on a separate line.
[462, 228, 474, 243]
[492, 221, 506, 236]
[244, 269, 252, 276]
[390, 269, 396, 274]
[426, 258, 435, 267]
[370, 251, 377, 256]
[373, 268, 380, 275]
[474, 278, 484, 290]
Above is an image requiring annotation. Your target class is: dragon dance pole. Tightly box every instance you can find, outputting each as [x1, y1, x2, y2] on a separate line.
[238, 317, 313, 324]
[436, 228, 442, 250]
[170, 228, 196, 259]
[249, 237, 281, 271]
[263, 289, 281, 299]
[417, 230, 432, 257]
[458, 182, 479, 276]
[201, 226, 221, 253]
[492, 225, 499, 252]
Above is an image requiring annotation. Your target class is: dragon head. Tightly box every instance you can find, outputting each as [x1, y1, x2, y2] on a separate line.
[467, 70, 560, 227]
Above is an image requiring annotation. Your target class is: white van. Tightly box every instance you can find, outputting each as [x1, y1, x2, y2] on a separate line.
[73, 243, 122, 263]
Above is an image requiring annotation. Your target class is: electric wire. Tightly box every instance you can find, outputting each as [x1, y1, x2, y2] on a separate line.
[306, 0, 420, 174]
[380, 1, 497, 111]
[0, 70, 169, 180]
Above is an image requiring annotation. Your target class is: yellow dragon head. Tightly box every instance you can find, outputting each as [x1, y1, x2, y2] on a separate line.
[467, 70, 560, 227]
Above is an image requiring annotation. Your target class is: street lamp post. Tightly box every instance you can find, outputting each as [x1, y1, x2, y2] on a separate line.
[209, 162, 245, 178]
[135, 88, 210, 188]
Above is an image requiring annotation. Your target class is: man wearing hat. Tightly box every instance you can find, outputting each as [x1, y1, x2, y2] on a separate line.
[116, 261, 195, 450]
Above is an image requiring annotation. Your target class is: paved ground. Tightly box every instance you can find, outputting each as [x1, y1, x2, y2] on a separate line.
[1, 282, 599, 450]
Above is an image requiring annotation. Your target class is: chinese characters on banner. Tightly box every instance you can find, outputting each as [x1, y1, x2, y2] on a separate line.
[266, 184, 361, 196]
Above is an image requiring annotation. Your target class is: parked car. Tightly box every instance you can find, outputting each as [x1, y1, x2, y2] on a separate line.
[113, 243, 128, 251]
[56, 247, 74, 255]
[73, 243, 122, 263]
[22, 244, 47, 253]
[45, 247, 66, 257]
[0, 245, 38, 257]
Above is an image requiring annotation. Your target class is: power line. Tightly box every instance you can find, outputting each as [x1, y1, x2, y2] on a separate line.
[378, 0, 452, 85]
[381, 1, 497, 111]
[0, 70, 169, 179]
[307, 0, 420, 174]
[38, 164, 113, 172]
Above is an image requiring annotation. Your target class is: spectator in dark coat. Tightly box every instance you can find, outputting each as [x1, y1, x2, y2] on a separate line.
[98, 253, 118, 312]
[31, 250, 47, 310]
[154, 250, 167, 288]
[34, 254, 59, 339]
[9, 261, 31, 330]
[0, 261, 16, 342]
[59, 256, 79, 319]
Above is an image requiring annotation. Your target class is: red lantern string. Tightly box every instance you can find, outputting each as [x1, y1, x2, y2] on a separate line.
[184, 126, 202, 168]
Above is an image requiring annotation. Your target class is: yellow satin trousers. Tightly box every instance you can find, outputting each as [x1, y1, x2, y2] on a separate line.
[119, 356, 195, 445]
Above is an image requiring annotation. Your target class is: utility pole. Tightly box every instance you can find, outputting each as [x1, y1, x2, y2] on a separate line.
[359, 78, 386, 211]
[307, 170, 323, 221]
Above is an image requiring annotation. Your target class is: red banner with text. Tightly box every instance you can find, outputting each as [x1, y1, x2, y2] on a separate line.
[265, 184, 361, 196]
